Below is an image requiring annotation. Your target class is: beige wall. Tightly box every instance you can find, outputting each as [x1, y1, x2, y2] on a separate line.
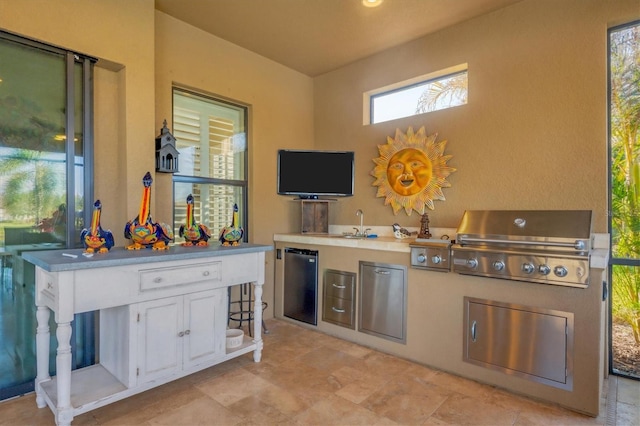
[154, 11, 315, 317]
[314, 0, 639, 233]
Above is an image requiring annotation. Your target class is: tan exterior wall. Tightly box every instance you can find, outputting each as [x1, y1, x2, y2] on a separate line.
[154, 11, 314, 318]
[313, 0, 639, 234]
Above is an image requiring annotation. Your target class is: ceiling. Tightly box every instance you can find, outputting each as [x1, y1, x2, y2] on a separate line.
[154, 0, 522, 77]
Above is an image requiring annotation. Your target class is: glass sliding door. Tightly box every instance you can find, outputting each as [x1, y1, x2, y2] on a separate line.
[0, 31, 95, 400]
[608, 21, 640, 379]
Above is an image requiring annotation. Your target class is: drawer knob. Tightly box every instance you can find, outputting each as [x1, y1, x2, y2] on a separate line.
[332, 307, 346, 313]
[178, 331, 184, 337]
[153, 277, 163, 283]
[202, 271, 210, 276]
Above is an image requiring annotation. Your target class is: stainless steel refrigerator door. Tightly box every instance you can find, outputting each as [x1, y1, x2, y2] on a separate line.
[283, 248, 318, 325]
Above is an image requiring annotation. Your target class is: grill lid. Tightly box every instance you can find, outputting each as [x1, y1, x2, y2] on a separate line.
[456, 210, 592, 254]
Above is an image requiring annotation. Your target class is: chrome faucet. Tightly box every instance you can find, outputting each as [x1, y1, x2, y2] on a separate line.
[354, 209, 370, 237]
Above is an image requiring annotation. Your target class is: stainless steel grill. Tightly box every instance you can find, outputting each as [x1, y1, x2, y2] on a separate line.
[451, 210, 592, 288]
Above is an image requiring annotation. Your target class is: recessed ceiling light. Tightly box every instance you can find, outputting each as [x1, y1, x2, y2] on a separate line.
[362, 0, 383, 7]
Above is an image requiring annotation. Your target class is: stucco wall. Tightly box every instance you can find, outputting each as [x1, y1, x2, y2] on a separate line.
[313, 0, 639, 234]
[154, 11, 315, 318]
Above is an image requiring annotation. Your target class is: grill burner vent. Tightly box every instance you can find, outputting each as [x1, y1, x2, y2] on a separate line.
[451, 210, 592, 288]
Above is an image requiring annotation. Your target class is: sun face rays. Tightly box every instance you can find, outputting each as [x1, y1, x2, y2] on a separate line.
[371, 127, 455, 215]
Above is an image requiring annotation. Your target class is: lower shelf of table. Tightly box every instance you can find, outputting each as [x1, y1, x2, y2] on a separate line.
[39, 339, 259, 417]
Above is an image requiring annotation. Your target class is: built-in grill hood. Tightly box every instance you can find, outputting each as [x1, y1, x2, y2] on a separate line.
[451, 210, 593, 288]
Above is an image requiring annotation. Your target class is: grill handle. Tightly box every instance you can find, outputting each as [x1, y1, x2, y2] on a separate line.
[458, 237, 587, 251]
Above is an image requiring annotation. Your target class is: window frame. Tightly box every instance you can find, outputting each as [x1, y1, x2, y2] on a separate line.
[364, 63, 468, 125]
[171, 86, 249, 242]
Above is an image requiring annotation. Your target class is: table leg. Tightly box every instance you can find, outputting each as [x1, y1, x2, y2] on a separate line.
[252, 283, 263, 362]
[35, 306, 50, 408]
[55, 321, 73, 426]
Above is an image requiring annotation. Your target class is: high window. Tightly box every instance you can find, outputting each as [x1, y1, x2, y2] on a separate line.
[365, 64, 468, 125]
[172, 88, 248, 240]
[608, 21, 640, 379]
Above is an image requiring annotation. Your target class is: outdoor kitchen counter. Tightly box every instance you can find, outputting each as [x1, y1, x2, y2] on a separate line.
[274, 231, 610, 266]
[274, 226, 457, 253]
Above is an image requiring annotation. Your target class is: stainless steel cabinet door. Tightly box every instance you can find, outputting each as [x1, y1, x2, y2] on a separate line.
[464, 297, 573, 390]
[359, 262, 407, 343]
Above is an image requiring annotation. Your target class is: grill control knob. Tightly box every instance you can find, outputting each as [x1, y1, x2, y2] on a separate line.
[554, 266, 568, 277]
[539, 264, 551, 275]
[522, 263, 535, 274]
[492, 260, 505, 271]
[467, 258, 478, 269]
[432, 255, 442, 264]
[417, 254, 426, 263]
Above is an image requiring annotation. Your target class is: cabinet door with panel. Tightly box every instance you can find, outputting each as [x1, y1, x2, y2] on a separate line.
[183, 289, 227, 369]
[136, 289, 226, 385]
[359, 262, 407, 344]
[464, 297, 573, 390]
[136, 296, 183, 384]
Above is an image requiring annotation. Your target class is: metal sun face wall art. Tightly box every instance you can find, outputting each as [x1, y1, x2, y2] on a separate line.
[371, 126, 456, 215]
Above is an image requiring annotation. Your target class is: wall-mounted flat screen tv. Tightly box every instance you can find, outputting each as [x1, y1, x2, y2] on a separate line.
[277, 149, 355, 198]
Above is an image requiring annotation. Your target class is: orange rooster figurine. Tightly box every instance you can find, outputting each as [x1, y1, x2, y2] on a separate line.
[179, 194, 211, 246]
[124, 172, 173, 250]
[80, 200, 114, 253]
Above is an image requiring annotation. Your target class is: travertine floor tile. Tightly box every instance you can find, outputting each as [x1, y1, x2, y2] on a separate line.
[1, 319, 638, 426]
[431, 392, 518, 425]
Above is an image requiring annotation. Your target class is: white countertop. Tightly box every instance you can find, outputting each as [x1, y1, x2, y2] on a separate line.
[274, 225, 456, 253]
[274, 227, 611, 269]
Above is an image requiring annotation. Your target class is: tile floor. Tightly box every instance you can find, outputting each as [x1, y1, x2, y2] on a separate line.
[1, 319, 639, 425]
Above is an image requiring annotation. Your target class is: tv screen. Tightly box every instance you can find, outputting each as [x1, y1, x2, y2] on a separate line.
[277, 150, 355, 198]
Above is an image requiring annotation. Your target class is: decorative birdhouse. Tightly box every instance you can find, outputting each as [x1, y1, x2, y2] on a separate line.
[155, 119, 180, 173]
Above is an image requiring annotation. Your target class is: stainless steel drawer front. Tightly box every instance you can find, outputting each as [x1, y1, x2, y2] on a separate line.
[323, 270, 356, 329]
[323, 296, 355, 328]
[324, 270, 355, 300]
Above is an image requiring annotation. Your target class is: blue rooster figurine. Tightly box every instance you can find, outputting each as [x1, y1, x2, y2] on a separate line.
[219, 203, 244, 246]
[124, 172, 173, 250]
[80, 200, 114, 253]
[179, 194, 211, 246]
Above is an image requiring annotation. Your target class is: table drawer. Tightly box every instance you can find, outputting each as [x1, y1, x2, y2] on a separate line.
[323, 296, 355, 329]
[324, 270, 355, 300]
[139, 261, 222, 292]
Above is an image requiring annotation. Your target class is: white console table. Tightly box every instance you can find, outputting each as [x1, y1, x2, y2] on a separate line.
[22, 244, 272, 426]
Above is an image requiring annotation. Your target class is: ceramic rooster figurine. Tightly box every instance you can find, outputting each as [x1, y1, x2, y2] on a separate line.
[219, 203, 244, 246]
[392, 223, 417, 240]
[80, 200, 114, 253]
[179, 194, 211, 246]
[124, 172, 173, 250]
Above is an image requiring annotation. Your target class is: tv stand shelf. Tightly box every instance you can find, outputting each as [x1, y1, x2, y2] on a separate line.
[295, 199, 334, 234]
